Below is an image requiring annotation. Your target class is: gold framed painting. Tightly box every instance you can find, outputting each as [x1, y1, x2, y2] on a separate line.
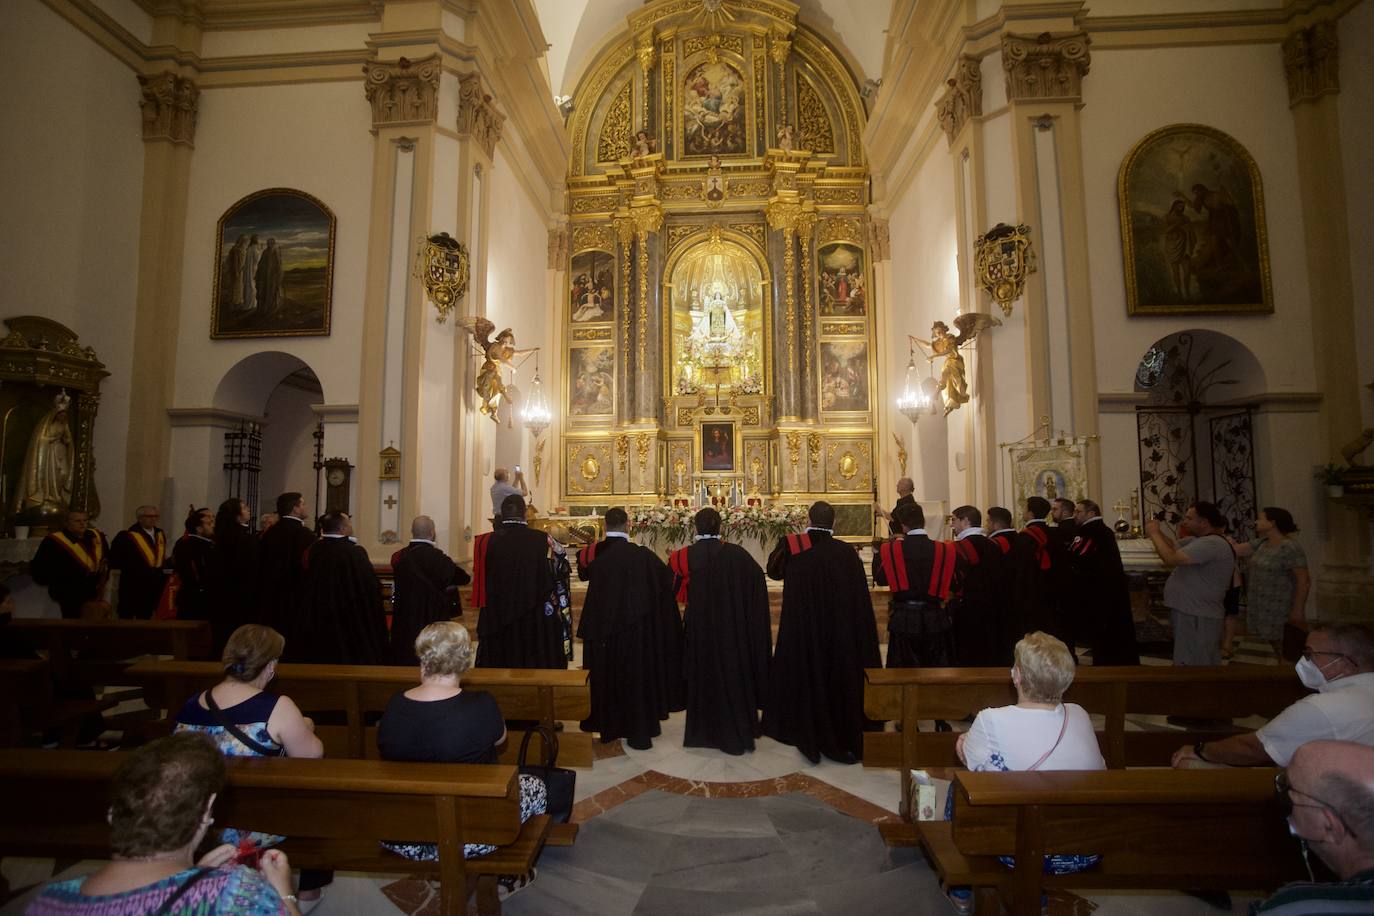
[1118, 124, 1272, 315]
[697, 420, 738, 473]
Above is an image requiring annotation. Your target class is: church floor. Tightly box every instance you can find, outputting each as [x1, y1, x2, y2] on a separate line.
[0, 637, 1282, 915]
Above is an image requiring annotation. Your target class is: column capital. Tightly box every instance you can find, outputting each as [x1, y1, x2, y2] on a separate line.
[547, 226, 569, 270]
[362, 55, 440, 131]
[868, 216, 891, 262]
[457, 72, 506, 160]
[1283, 20, 1339, 107]
[137, 72, 199, 146]
[935, 56, 982, 144]
[1001, 31, 1091, 105]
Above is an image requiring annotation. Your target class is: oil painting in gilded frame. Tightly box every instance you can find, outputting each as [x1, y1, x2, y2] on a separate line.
[568, 346, 615, 418]
[819, 340, 868, 413]
[211, 188, 335, 338]
[569, 250, 615, 323]
[1006, 438, 1090, 514]
[818, 243, 866, 316]
[1118, 124, 1272, 316]
[699, 420, 736, 472]
[682, 60, 747, 157]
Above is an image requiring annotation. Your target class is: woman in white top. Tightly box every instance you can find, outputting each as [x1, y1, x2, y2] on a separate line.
[947, 632, 1104, 914]
[957, 631, 1105, 773]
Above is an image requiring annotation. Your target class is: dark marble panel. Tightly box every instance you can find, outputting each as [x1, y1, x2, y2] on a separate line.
[649, 833, 794, 891]
[632, 883, 823, 916]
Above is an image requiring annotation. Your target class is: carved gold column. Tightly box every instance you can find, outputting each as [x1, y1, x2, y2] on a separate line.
[614, 216, 635, 364]
[767, 154, 806, 407]
[770, 30, 792, 130]
[797, 209, 817, 417]
[623, 157, 663, 423]
[123, 69, 200, 517]
[1001, 30, 1099, 495]
[636, 30, 657, 133]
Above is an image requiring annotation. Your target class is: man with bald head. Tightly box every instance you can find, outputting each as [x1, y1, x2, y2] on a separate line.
[1258, 740, 1374, 912]
[109, 505, 171, 618]
[875, 477, 916, 536]
[489, 467, 528, 519]
[388, 516, 470, 665]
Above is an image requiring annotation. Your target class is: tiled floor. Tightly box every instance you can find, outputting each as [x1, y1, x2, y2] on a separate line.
[0, 622, 1283, 915]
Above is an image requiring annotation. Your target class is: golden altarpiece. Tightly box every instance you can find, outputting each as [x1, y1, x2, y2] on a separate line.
[559, 0, 879, 538]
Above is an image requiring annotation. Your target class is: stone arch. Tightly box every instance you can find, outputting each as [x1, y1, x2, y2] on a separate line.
[1132, 328, 1267, 405]
[212, 350, 325, 416]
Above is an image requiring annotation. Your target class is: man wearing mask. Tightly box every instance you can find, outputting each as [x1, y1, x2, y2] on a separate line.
[1258, 740, 1374, 913]
[1171, 623, 1374, 768]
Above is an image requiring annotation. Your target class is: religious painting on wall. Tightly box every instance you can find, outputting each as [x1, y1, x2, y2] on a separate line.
[683, 61, 746, 156]
[1118, 124, 1272, 315]
[700, 421, 735, 472]
[819, 341, 869, 412]
[211, 188, 335, 338]
[569, 250, 614, 323]
[1005, 438, 1090, 520]
[818, 243, 866, 316]
[568, 346, 614, 417]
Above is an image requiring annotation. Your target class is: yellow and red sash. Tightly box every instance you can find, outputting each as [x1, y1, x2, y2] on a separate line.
[130, 529, 166, 568]
[50, 530, 104, 573]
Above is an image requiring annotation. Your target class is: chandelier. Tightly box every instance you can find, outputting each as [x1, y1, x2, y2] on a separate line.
[896, 343, 940, 423]
[521, 351, 551, 436]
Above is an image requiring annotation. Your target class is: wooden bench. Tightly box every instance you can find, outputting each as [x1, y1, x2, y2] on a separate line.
[864, 665, 1308, 828]
[921, 768, 1304, 915]
[5, 619, 213, 687]
[127, 660, 593, 765]
[0, 749, 550, 916]
[0, 659, 118, 748]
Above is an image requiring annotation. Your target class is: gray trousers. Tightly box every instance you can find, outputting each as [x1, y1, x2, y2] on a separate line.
[1171, 609, 1223, 666]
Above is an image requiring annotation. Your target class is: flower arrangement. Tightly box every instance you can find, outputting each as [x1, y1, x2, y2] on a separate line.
[628, 502, 806, 549]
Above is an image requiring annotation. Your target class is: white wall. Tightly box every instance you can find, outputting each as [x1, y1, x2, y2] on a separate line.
[259, 380, 322, 515]
[1340, 1, 1374, 426]
[173, 80, 373, 412]
[0, 0, 144, 526]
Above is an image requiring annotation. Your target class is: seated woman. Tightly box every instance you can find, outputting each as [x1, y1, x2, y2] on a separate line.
[947, 632, 1106, 913]
[28, 732, 301, 915]
[377, 621, 547, 897]
[174, 624, 329, 904]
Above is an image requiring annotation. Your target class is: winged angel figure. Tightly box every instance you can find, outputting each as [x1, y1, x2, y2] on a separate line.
[455, 317, 538, 423]
[910, 312, 1001, 415]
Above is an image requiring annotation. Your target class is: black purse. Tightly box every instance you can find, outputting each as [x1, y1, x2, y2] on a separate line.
[203, 690, 285, 757]
[517, 726, 575, 824]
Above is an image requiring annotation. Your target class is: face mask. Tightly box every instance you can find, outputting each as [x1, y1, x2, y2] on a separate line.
[1295, 656, 1333, 690]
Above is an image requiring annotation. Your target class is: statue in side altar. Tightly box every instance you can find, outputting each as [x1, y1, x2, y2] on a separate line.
[692, 283, 741, 343]
[13, 390, 75, 516]
[776, 121, 796, 154]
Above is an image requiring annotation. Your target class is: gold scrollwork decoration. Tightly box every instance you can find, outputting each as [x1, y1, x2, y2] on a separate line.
[685, 34, 744, 58]
[572, 195, 620, 214]
[742, 405, 760, 425]
[821, 321, 865, 336]
[808, 432, 822, 469]
[572, 327, 613, 341]
[974, 222, 1037, 317]
[837, 451, 858, 479]
[786, 430, 802, 476]
[637, 434, 651, 470]
[816, 217, 862, 246]
[660, 183, 703, 201]
[814, 186, 863, 206]
[736, 224, 767, 247]
[728, 178, 773, 198]
[795, 72, 834, 154]
[616, 434, 629, 471]
[667, 224, 703, 252]
[572, 225, 616, 252]
[677, 406, 696, 425]
[597, 81, 633, 163]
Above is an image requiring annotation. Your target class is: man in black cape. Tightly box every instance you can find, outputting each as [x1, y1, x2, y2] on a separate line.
[109, 505, 171, 619]
[172, 508, 218, 624]
[301, 511, 388, 665]
[389, 515, 470, 665]
[762, 501, 879, 765]
[1068, 498, 1140, 665]
[472, 495, 569, 669]
[576, 507, 684, 749]
[210, 498, 259, 657]
[873, 502, 965, 669]
[670, 507, 770, 755]
[258, 492, 315, 654]
[948, 505, 1010, 666]
[1015, 496, 1071, 651]
[31, 510, 109, 619]
[986, 506, 1025, 659]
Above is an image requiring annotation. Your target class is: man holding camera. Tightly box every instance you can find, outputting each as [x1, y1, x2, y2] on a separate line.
[1146, 501, 1235, 666]
[490, 466, 529, 519]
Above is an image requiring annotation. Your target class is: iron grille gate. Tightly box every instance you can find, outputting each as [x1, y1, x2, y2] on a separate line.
[223, 420, 262, 529]
[1137, 406, 1255, 540]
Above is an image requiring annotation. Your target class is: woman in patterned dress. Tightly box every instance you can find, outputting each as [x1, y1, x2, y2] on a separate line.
[173, 625, 328, 905]
[1234, 507, 1310, 657]
[27, 733, 300, 915]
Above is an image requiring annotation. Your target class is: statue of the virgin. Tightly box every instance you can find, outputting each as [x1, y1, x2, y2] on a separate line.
[13, 391, 75, 517]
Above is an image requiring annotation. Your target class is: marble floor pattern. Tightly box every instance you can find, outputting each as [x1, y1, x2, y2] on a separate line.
[1, 631, 1283, 915]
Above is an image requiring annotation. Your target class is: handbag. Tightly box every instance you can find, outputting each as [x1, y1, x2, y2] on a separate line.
[517, 726, 575, 824]
[203, 690, 285, 757]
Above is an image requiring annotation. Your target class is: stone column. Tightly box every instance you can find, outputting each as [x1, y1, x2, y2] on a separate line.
[123, 70, 199, 518]
[1002, 30, 1101, 496]
[1283, 19, 1366, 618]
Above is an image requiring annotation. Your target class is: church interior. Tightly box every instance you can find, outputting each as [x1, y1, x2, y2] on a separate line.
[2, 0, 1373, 912]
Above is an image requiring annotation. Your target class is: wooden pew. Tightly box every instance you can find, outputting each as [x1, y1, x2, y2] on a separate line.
[127, 660, 593, 765]
[0, 749, 549, 916]
[0, 659, 117, 747]
[863, 665, 1308, 830]
[5, 619, 213, 686]
[921, 768, 1303, 915]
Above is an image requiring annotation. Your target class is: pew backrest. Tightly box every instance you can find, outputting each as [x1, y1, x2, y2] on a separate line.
[6, 619, 213, 684]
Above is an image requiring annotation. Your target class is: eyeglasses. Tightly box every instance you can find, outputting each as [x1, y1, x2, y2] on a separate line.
[1275, 770, 1358, 837]
[1300, 647, 1352, 664]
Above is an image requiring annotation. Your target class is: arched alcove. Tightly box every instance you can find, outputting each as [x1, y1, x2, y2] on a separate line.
[1132, 329, 1265, 536]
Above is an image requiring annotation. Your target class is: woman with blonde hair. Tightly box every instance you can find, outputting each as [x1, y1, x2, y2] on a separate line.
[377, 621, 547, 900]
[174, 624, 328, 904]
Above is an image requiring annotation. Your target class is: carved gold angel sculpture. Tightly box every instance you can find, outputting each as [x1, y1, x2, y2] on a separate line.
[910, 312, 1001, 415]
[456, 317, 537, 423]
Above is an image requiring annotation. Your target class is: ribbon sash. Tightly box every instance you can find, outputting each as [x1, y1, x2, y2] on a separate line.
[51, 531, 103, 573]
[471, 532, 492, 607]
[785, 532, 813, 555]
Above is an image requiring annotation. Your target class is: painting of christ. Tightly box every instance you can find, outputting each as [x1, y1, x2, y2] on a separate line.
[569, 250, 614, 323]
[683, 61, 746, 156]
[701, 422, 735, 472]
[818, 243, 866, 316]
